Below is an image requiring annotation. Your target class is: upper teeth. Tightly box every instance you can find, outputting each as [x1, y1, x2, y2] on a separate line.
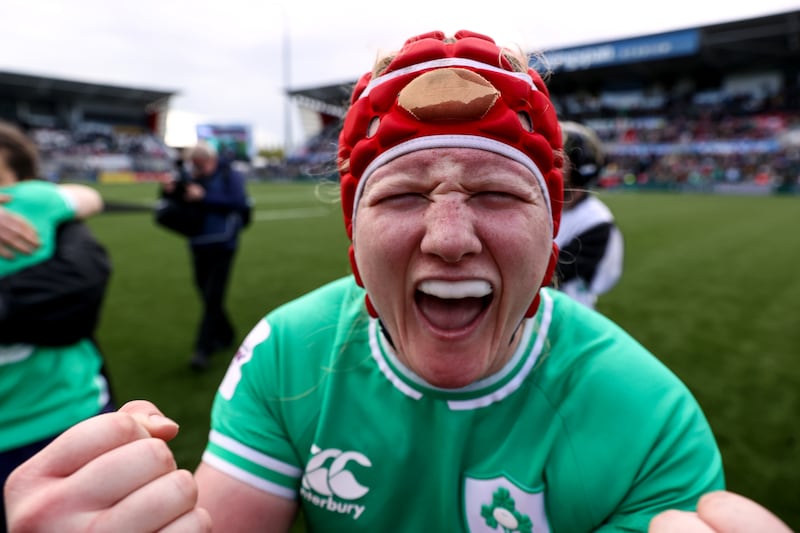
[418, 280, 492, 299]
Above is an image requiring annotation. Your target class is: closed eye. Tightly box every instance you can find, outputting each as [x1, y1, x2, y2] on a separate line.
[376, 192, 429, 208]
[470, 191, 526, 207]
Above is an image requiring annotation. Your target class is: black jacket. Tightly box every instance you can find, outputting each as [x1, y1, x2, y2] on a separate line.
[0, 221, 112, 345]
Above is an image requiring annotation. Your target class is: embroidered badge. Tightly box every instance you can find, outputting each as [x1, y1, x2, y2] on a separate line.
[481, 487, 533, 533]
[464, 476, 550, 533]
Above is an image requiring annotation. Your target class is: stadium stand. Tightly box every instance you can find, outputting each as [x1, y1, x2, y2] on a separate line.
[0, 71, 176, 183]
[285, 9, 800, 194]
[282, 83, 351, 180]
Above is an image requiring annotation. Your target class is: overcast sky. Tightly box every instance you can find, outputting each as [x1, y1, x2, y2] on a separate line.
[1, 0, 797, 149]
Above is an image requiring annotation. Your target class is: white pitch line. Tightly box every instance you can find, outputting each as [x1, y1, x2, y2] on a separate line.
[254, 207, 331, 221]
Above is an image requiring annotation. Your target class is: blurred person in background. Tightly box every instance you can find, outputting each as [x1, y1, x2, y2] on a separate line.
[158, 142, 250, 371]
[0, 121, 113, 531]
[554, 120, 624, 309]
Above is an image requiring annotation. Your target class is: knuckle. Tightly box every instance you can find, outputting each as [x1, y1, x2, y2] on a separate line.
[697, 489, 727, 510]
[196, 507, 214, 531]
[167, 469, 199, 503]
[648, 509, 684, 529]
[6, 495, 73, 533]
[163, 508, 213, 533]
[105, 412, 150, 441]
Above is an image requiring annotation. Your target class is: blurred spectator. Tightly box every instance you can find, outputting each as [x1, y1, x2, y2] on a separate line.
[554, 121, 624, 309]
[158, 142, 251, 371]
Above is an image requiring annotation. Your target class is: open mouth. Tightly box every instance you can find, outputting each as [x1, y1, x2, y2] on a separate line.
[415, 279, 493, 331]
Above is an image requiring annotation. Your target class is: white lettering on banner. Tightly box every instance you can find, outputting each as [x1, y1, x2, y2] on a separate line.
[545, 45, 616, 71]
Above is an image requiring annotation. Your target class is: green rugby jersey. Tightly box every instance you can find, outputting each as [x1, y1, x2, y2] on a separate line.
[0, 180, 108, 451]
[205, 277, 724, 532]
[0, 180, 75, 276]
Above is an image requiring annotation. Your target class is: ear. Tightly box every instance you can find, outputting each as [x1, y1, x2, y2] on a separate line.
[525, 243, 558, 317]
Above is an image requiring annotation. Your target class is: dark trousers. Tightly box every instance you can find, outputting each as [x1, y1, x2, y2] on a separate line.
[190, 246, 236, 356]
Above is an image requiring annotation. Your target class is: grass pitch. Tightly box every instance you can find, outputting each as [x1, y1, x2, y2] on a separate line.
[87, 183, 799, 529]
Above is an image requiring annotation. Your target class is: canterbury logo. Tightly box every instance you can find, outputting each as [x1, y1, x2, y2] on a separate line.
[300, 444, 371, 520]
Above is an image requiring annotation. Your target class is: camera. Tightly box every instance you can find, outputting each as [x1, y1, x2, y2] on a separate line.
[170, 159, 193, 197]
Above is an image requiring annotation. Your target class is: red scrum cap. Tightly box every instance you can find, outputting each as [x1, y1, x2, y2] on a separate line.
[338, 30, 564, 317]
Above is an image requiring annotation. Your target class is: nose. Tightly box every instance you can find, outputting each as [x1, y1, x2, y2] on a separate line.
[419, 195, 482, 263]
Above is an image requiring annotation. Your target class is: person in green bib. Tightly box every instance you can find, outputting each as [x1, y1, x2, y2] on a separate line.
[0, 121, 113, 531]
[4, 32, 792, 533]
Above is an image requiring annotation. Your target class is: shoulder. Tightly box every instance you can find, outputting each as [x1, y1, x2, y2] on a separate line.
[540, 288, 718, 465]
[563, 195, 614, 226]
[269, 276, 365, 323]
[578, 195, 614, 220]
[218, 276, 368, 401]
[538, 289, 723, 523]
[252, 276, 368, 362]
[2, 180, 61, 199]
[1, 181, 73, 222]
[541, 288, 690, 405]
[219, 163, 245, 182]
[555, 196, 616, 245]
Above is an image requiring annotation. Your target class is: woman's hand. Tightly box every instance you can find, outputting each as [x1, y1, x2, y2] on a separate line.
[649, 490, 793, 532]
[4, 400, 212, 532]
[0, 197, 39, 259]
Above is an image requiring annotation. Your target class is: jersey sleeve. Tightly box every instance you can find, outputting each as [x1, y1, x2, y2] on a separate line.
[18, 180, 77, 220]
[202, 278, 365, 502]
[543, 294, 725, 531]
[592, 380, 725, 531]
[203, 317, 305, 500]
[0, 181, 78, 276]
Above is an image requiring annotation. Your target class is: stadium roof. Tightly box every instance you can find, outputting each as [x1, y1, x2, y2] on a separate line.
[541, 9, 800, 93]
[0, 70, 176, 110]
[288, 9, 800, 112]
[287, 81, 353, 120]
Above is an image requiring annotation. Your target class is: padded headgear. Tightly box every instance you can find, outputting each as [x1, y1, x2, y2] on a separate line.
[561, 120, 606, 187]
[338, 30, 564, 317]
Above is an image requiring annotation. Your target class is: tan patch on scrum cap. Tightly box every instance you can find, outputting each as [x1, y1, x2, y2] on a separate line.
[398, 68, 499, 121]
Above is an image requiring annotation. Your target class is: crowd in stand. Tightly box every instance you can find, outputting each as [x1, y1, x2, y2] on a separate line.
[21, 84, 800, 191]
[275, 84, 800, 191]
[553, 85, 800, 191]
[27, 125, 174, 181]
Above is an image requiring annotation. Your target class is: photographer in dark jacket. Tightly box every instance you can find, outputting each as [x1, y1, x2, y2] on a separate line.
[159, 142, 250, 370]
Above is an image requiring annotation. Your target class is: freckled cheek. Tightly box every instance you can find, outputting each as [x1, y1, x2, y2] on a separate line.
[483, 214, 552, 267]
[354, 212, 419, 276]
[356, 211, 421, 248]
